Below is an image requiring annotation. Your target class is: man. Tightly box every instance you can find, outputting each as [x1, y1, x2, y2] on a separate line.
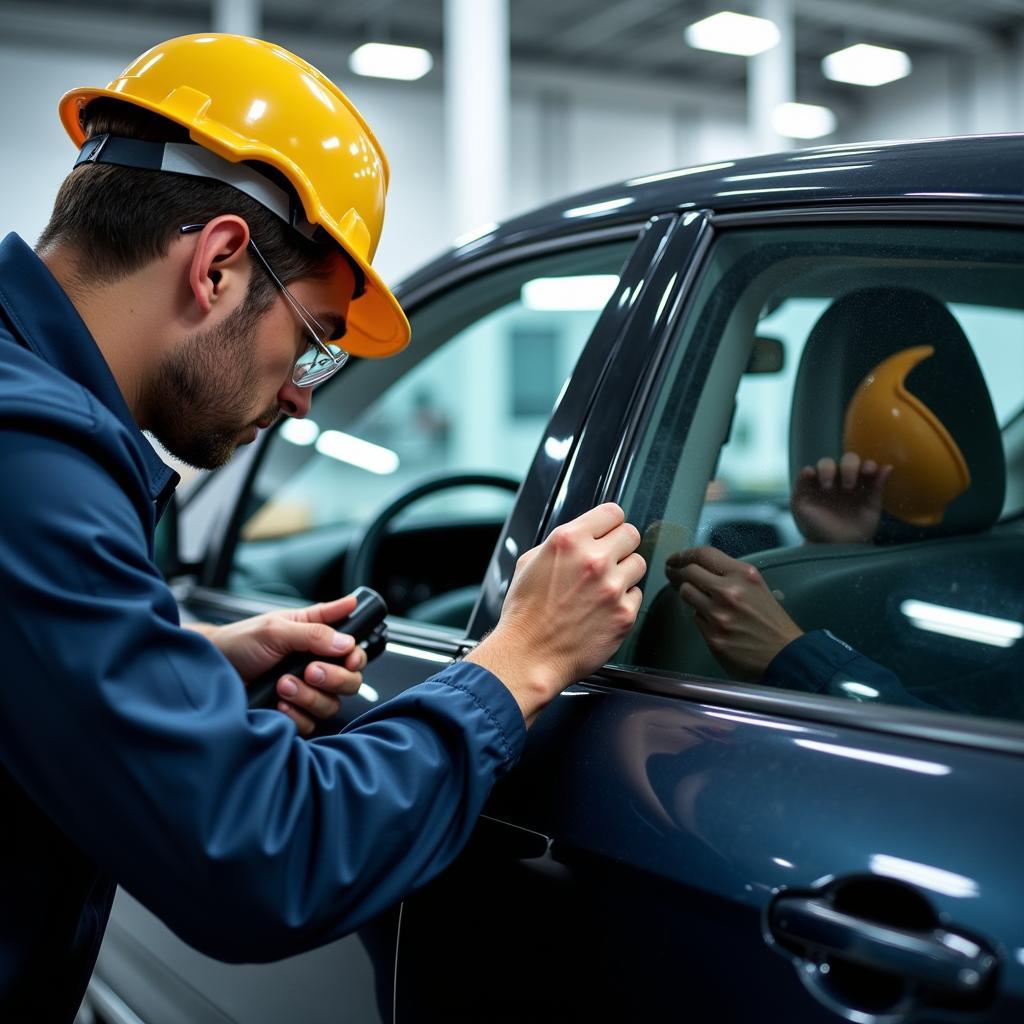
[0, 34, 646, 1021]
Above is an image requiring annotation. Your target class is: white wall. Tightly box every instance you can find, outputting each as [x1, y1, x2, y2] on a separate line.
[839, 33, 1024, 145]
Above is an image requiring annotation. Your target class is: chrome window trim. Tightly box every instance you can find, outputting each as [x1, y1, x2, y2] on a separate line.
[711, 201, 1024, 228]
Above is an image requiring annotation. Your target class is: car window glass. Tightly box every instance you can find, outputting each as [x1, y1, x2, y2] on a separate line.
[614, 223, 1024, 725]
[229, 239, 634, 627]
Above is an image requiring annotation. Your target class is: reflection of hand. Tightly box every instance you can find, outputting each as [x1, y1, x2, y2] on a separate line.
[468, 503, 646, 725]
[665, 546, 802, 681]
[791, 453, 893, 544]
[203, 595, 368, 736]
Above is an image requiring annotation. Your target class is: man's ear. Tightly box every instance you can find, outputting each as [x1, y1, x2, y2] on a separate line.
[186, 216, 252, 314]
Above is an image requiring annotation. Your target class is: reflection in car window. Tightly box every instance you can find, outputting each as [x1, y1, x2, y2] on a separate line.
[614, 223, 1024, 725]
[229, 239, 634, 622]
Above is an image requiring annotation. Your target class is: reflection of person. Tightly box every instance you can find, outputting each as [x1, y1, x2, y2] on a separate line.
[666, 451, 908, 700]
[0, 35, 645, 1020]
[666, 342, 981, 707]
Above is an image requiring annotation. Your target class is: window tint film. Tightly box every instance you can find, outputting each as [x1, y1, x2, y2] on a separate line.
[615, 223, 1024, 724]
[230, 239, 634, 627]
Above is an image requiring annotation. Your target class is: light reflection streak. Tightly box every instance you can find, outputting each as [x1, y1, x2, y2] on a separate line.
[795, 739, 950, 776]
[706, 710, 810, 734]
[870, 854, 978, 898]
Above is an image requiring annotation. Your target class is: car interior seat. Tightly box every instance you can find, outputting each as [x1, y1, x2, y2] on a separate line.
[635, 287, 1024, 718]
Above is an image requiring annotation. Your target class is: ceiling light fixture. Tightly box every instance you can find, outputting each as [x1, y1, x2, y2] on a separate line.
[349, 43, 434, 81]
[771, 102, 836, 139]
[822, 43, 912, 87]
[685, 11, 780, 57]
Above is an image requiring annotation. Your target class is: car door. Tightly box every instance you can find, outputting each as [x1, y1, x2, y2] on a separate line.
[394, 207, 1024, 1023]
[84, 221, 666, 1024]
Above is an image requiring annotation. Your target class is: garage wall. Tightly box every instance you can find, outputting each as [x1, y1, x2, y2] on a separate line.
[841, 36, 1024, 145]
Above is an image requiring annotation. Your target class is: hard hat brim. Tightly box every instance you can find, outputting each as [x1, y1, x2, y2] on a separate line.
[60, 85, 411, 359]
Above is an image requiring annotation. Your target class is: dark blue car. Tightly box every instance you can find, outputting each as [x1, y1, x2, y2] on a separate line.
[85, 135, 1024, 1024]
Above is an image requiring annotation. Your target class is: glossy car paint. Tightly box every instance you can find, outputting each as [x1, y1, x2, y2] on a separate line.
[89, 135, 1024, 1024]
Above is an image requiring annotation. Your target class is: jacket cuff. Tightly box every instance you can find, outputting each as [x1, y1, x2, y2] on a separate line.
[428, 661, 527, 771]
[763, 629, 861, 693]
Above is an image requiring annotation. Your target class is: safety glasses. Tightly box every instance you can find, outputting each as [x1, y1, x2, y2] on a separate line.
[180, 224, 348, 387]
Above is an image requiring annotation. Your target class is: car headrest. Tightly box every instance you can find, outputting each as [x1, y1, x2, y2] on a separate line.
[789, 287, 1004, 542]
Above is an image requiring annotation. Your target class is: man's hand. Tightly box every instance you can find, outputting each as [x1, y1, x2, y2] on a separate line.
[666, 546, 802, 681]
[467, 503, 645, 725]
[200, 595, 368, 736]
[791, 453, 893, 544]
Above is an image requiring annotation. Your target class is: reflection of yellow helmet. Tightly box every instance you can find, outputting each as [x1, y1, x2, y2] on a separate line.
[59, 33, 410, 358]
[843, 346, 970, 526]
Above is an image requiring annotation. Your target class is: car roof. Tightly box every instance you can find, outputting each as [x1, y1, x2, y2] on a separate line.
[396, 133, 1024, 299]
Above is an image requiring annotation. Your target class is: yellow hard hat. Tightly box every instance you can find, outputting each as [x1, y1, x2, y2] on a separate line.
[59, 33, 410, 359]
[843, 345, 970, 526]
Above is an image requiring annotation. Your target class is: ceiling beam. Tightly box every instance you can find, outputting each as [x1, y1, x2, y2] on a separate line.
[795, 0, 996, 53]
[547, 0, 686, 54]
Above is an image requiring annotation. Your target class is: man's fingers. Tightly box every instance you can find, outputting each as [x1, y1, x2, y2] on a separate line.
[277, 675, 342, 719]
[839, 452, 860, 490]
[300, 593, 358, 626]
[275, 619, 355, 659]
[816, 457, 837, 489]
[303, 661, 363, 696]
[679, 581, 712, 616]
[666, 545, 740, 577]
[874, 463, 894, 494]
[603, 521, 643, 563]
[567, 502, 626, 539]
[616, 551, 647, 590]
[343, 646, 368, 673]
[680, 562, 723, 593]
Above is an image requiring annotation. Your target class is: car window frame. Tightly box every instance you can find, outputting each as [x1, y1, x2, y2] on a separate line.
[544, 201, 1024, 757]
[198, 223, 649, 617]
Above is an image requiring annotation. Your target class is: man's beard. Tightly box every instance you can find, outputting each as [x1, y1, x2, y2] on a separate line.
[145, 297, 280, 470]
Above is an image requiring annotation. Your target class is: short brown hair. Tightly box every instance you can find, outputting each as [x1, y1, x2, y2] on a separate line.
[38, 98, 336, 306]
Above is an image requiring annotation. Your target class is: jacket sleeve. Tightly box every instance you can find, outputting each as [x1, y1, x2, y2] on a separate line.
[762, 629, 931, 708]
[0, 430, 525, 961]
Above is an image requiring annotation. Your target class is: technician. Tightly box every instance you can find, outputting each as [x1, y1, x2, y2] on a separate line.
[0, 34, 646, 1021]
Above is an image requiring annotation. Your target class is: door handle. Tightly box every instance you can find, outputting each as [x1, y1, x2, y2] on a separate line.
[769, 895, 997, 995]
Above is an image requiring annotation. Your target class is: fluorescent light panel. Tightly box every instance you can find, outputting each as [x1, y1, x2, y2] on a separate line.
[349, 43, 433, 81]
[772, 102, 836, 139]
[521, 275, 619, 312]
[822, 44, 911, 87]
[315, 430, 400, 475]
[685, 11, 780, 56]
[900, 599, 1023, 648]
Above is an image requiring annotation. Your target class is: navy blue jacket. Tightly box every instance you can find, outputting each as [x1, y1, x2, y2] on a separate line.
[0, 233, 526, 1021]
[764, 628, 928, 707]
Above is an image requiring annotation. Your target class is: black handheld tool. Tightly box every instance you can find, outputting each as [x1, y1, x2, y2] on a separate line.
[247, 587, 388, 710]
